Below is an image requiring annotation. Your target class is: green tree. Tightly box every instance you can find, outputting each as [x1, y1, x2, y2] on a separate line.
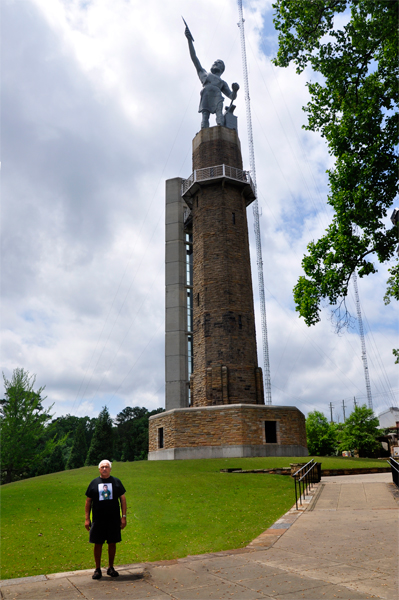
[66, 420, 88, 470]
[45, 444, 65, 474]
[306, 410, 337, 455]
[383, 260, 399, 363]
[114, 406, 164, 461]
[339, 404, 380, 456]
[0, 368, 57, 484]
[85, 406, 113, 466]
[44, 414, 97, 467]
[272, 0, 398, 330]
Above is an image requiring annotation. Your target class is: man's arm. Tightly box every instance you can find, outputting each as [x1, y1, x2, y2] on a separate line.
[85, 497, 92, 531]
[120, 494, 127, 530]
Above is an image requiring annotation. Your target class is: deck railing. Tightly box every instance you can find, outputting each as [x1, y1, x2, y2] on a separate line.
[181, 164, 255, 197]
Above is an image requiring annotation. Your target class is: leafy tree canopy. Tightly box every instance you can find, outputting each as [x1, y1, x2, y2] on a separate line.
[85, 406, 114, 466]
[66, 419, 88, 470]
[46, 414, 97, 453]
[114, 406, 164, 461]
[272, 0, 398, 329]
[383, 259, 399, 362]
[0, 368, 57, 484]
[45, 444, 65, 474]
[306, 410, 337, 455]
[339, 404, 380, 456]
[114, 406, 150, 427]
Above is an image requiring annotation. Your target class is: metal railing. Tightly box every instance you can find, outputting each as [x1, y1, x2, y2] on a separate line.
[388, 456, 399, 488]
[181, 164, 255, 197]
[292, 460, 322, 510]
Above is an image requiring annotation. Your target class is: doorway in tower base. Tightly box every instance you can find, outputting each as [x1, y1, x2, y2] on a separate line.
[264, 420, 278, 444]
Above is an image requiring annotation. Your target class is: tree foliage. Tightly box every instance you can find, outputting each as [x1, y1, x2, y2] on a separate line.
[272, 0, 398, 329]
[1, 367, 165, 482]
[45, 444, 65, 474]
[383, 260, 399, 306]
[339, 404, 380, 456]
[85, 406, 114, 466]
[0, 369, 57, 484]
[45, 414, 96, 465]
[383, 259, 399, 362]
[306, 410, 337, 455]
[114, 406, 164, 461]
[66, 420, 88, 470]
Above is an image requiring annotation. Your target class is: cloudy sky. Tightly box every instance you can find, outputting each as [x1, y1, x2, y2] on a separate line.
[2, 0, 397, 424]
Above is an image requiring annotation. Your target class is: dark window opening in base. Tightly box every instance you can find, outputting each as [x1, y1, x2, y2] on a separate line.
[265, 420, 277, 443]
[158, 427, 164, 449]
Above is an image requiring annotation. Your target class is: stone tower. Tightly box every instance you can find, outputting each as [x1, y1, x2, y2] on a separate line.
[148, 125, 307, 460]
[190, 127, 263, 407]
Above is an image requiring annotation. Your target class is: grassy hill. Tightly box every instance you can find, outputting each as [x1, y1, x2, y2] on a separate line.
[1, 456, 387, 580]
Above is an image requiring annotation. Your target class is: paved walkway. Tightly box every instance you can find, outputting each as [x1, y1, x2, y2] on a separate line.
[1, 473, 397, 600]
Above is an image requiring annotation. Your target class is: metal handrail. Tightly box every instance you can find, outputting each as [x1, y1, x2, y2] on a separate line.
[292, 459, 321, 510]
[292, 459, 315, 479]
[388, 456, 399, 488]
[181, 164, 255, 197]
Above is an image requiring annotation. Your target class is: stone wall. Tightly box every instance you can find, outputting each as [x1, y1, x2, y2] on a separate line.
[148, 405, 307, 453]
[192, 127, 243, 171]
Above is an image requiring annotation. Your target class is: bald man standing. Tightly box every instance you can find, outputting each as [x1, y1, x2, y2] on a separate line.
[85, 460, 127, 579]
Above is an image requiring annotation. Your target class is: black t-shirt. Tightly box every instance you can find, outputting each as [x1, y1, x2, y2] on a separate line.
[85, 476, 126, 523]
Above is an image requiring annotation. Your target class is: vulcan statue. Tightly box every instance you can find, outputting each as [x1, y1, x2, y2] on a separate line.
[184, 19, 239, 129]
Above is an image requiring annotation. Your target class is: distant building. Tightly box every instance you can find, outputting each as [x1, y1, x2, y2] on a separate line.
[378, 407, 399, 429]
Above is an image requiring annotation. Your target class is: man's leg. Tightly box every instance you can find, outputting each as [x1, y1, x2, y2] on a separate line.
[106, 543, 119, 577]
[94, 544, 103, 569]
[201, 110, 210, 128]
[108, 543, 116, 568]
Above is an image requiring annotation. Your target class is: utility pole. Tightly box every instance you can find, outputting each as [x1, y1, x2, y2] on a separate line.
[354, 396, 357, 409]
[329, 402, 334, 424]
[342, 399, 346, 422]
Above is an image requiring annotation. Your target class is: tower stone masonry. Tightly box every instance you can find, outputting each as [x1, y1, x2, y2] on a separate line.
[190, 127, 263, 407]
[148, 125, 308, 460]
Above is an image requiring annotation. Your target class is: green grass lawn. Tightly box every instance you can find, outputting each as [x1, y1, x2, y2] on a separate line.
[1, 456, 388, 580]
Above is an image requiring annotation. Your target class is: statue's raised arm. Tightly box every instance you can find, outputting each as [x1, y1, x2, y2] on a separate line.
[184, 21, 204, 78]
[183, 18, 239, 129]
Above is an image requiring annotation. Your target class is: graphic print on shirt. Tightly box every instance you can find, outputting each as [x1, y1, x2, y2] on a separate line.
[98, 482, 113, 501]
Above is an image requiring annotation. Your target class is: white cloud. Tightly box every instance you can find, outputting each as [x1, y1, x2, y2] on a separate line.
[2, 0, 397, 425]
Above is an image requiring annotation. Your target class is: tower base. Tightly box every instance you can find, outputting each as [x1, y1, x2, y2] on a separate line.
[148, 404, 308, 461]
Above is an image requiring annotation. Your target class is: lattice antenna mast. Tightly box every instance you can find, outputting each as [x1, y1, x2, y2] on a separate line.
[352, 271, 373, 411]
[237, 0, 272, 405]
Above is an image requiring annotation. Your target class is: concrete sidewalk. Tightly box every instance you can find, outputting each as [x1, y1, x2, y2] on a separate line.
[1, 473, 397, 600]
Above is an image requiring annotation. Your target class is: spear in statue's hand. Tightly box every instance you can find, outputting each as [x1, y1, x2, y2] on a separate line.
[182, 16, 194, 41]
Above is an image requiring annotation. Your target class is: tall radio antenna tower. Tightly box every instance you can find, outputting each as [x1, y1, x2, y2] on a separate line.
[352, 271, 373, 411]
[237, 0, 272, 404]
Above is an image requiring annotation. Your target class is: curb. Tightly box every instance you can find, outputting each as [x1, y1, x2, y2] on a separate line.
[246, 481, 321, 549]
[0, 566, 146, 588]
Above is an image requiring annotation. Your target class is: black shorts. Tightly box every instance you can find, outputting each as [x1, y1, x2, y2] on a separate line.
[89, 519, 122, 544]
